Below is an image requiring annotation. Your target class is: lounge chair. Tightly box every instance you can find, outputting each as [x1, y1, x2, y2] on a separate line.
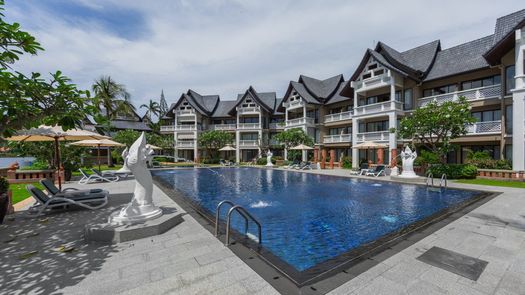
[219, 160, 232, 167]
[284, 160, 300, 169]
[350, 163, 372, 176]
[300, 162, 312, 170]
[26, 185, 108, 215]
[78, 169, 119, 184]
[40, 179, 103, 196]
[366, 165, 386, 177]
[92, 168, 128, 179]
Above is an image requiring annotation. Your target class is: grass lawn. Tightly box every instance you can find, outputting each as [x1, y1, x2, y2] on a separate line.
[9, 182, 44, 204]
[456, 178, 525, 188]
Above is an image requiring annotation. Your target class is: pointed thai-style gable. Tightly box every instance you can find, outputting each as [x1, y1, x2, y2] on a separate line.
[167, 89, 220, 117]
[484, 9, 525, 65]
[228, 86, 275, 115]
[281, 74, 346, 107]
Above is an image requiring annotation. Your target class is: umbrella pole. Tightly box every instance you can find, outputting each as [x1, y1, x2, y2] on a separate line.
[97, 144, 101, 171]
[54, 137, 62, 190]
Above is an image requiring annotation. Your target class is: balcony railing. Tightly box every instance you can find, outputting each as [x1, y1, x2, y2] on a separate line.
[212, 124, 236, 131]
[237, 106, 260, 114]
[269, 122, 285, 129]
[238, 140, 258, 147]
[285, 117, 315, 127]
[175, 109, 195, 116]
[353, 101, 403, 116]
[176, 141, 195, 148]
[356, 131, 390, 142]
[466, 120, 502, 134]
[419, 84, 501, 106]
[174, 125, 197, 131]
[324, 111, 353, 123]
[323, 134, 352, 143]
[351, 73, 392, 93]
[283, 99, 305, 110]
[160, 125, 175, 132]
[237, 123, 261, 130]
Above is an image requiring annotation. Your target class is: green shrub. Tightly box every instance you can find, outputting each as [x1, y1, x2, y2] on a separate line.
[20, 160, 50, 170]
[283, 160, 291, 166]
[428, 164, 477, 179]
[202, 158, 220, 164]
[494, 159, 512, 170]
[465, 151, 512, 170]
[256, 158, 276, 165]
[414, 150, 440, 167]
[341, 156, 352, 169]
[0, 177, 9, 194]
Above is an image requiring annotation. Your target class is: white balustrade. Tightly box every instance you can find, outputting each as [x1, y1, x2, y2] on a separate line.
[324, 111, 353, 123]
[174, 125, 197, 131]
[356, 131, 390, 142]
[237, 106, 260, 114]
[285, 117, 315, 127]
[175, 109, 195, 116]
[238, 140, 258, 147]
[283, 99, 305, 109]
[212, 124, 236, 131]
[353, 101, 403, 116]
[160, 125, 175, 132]
[323, 134, 352, 143]
[466, 120, 502, 134]
[237, 123, 261, 129]
[352, 73, 391, 93]
[176, 141, 195, 148]
[419, 85, 501, 106]
[269, 122, 285, 129]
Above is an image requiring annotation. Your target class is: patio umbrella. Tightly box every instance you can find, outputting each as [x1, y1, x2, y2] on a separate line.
[69, 139, 125, 171]
[352, 141, 388, 165]
[5, 125, 109, 189]
[219, 144, 236, 151]
[290, 144, 314, 150]
[146, 144, 162, 150]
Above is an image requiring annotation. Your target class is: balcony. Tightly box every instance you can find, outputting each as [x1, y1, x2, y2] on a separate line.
[351, 73, 391, 93]
[175, 109, 195, 116]
[283, 98, 305, 110]
[323, 134, 352, 144]
[324, 111, 353, 123]
[285, 117, 315, 128]
[355, 131, 390, 143]
[269, 122, 285, 129]
[237, 123, 261, 130]
[238, 140, 258, 148]
[466, 120, 501, 135]
[419, 85, 501, 106]
[212, 124, 236, 131]
[174, 125, 198, 131]
[237, 106, 260, 114]
[160, 125, 175, 133]
[176, 141, 195, 148]
[353, 101, 403, 116]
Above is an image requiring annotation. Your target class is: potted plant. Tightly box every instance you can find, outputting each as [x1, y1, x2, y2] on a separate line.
[0, 177, 10, 224]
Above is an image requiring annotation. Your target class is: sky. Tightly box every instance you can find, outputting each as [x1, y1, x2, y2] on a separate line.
[4, 0, 524, 115]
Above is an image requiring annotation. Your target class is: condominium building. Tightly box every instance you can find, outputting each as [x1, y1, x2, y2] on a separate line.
[161, 9, 525, 170]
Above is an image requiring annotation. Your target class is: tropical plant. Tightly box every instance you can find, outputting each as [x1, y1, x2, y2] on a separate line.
[92, 76, 135, 120]
[394, 97, 476, 163]
[0, 177, 8, 194]
[465, 151, 512, 170]
[274, 128, 314, 160]
[427, 164, 477, 179]
[197, 130, 234, 160]
[0, 0, 92, 137]
[140, 99, 161, 121]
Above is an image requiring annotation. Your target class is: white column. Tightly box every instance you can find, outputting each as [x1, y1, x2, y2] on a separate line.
[173, 131, 178, 160]
[512, 27, 525, 171]
[284, 148, 288, 161]
[193, 131, 198, 162]
[258, 130, 262, 156]
[388, 112, 397, 164]
[235, 131, 240, 163]
[352, 119, 359, 168]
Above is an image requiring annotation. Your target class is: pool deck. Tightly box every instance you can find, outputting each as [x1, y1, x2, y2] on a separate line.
[1, 168, 524, 294]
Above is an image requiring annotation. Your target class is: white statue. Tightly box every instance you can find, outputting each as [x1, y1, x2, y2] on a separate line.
[110, 132, 163, 224]
[116, 147, 132, 174]
[266, 150, 273, 167]
[400, 146, 418, 178]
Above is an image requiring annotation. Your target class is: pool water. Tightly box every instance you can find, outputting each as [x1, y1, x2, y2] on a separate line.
[152, 168, 483, 273]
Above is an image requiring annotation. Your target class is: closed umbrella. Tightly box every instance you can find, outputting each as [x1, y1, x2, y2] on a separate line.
[69, 139, 125, 171]
[5, 125, 109, 189]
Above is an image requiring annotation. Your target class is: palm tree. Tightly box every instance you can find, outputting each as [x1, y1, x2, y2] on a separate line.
[92, 76, 136, 120]
[140, 99, 161, 121]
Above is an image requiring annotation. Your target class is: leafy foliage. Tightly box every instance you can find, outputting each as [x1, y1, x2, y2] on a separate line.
[197, 130, 234, 160]
[140, 99, 161, 121]
[413, 150, 441, 167]
[273, 128, 314, 149]
[256, 157, 276, 165]
[465, 151, 511, 170]
[428, 164, 477, 179]
[395, 97, 476, 163]
[0, 177, 9, 194]
[92, 76, 135, 121]
[341, 156, 352, 169]
[112, 130, 174, 162]
[0, 1, 92, 137]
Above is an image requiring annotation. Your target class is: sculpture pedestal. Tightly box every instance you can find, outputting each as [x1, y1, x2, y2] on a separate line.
[85, 206, 182, 243]
[266, 162, 273, 167]
[109, 204, 163, 225]
[390, 166, 399, 176]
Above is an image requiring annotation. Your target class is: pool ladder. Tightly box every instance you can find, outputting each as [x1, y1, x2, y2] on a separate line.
[426, 173, 448, 189]
[215, 200, 262, 246]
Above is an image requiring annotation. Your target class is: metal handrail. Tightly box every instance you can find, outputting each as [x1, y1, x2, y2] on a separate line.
[225, 205, 262, 246]
[426, 172, 434, 187]
[215, 200, 246, 236]
[440, 174, 447, 188]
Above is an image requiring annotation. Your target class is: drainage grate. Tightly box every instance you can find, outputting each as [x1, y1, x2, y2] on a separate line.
[417, 246, 488, 281]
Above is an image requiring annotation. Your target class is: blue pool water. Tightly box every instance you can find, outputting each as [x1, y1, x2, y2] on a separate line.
[153, 168, 483, 272]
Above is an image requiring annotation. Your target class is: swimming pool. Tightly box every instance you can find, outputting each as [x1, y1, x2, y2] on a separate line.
[152, 167, 488, 285]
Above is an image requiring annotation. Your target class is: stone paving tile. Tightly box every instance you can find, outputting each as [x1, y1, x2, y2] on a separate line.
[329, 277, 367, 295]
[496, 271, 525, 295]
[380, 259, 431, 286]
[351, 276, 406, 295]
[406, 279, 448, 295]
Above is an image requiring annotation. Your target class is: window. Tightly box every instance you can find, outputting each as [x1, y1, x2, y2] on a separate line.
[240, 133, 258, 140]
[368, 64, 378, 70]
[363, 73, 372, 79]
[471, 109, 501, 122]
[506, 105, 513, 134]
[462, 75, 501, 90]
[374, 69, 384, 76]
[395, 91, 402, 102]
[422, 84, 457, 97]
[506, 65, 515, 95]
[404, 88, 413, 110]
[505, 144, 512, 162]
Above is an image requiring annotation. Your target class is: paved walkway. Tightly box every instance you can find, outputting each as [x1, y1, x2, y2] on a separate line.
[1, 169, 524, 294]
[0, 179, 277, 295]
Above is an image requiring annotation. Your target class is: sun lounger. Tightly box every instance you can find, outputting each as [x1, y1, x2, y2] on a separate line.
[40, 179, 103, 196]
[366, 165, 386, 177]
[220, 160, 232, 166]
[92, 168, 128, 179]
[284, 160, 300, 169]
[26, 185, 108, 215]
[300, 162, 312, 170]
[78, 169, 119, 184]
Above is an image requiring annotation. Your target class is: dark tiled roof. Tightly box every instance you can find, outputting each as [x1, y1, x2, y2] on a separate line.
[376, 40, 440, 79]
[109, 120, 151, 131]
[368, 50, 409, 77]
[229, 87, 278, 114]
[492, 9, 525, 46]
[290, 81, 320, 104]
[211, 100, 237, 117]
[424, 35, 494, 81]
[299, 74, 344, 102]
[325, 83, 350, 105]
[187, 90, 219, 115]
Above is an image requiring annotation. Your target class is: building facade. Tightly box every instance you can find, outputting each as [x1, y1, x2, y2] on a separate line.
[161, 9, 525, 170]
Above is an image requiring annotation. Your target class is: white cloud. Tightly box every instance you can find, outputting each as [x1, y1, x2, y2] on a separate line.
[6, 0, 523, 115]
